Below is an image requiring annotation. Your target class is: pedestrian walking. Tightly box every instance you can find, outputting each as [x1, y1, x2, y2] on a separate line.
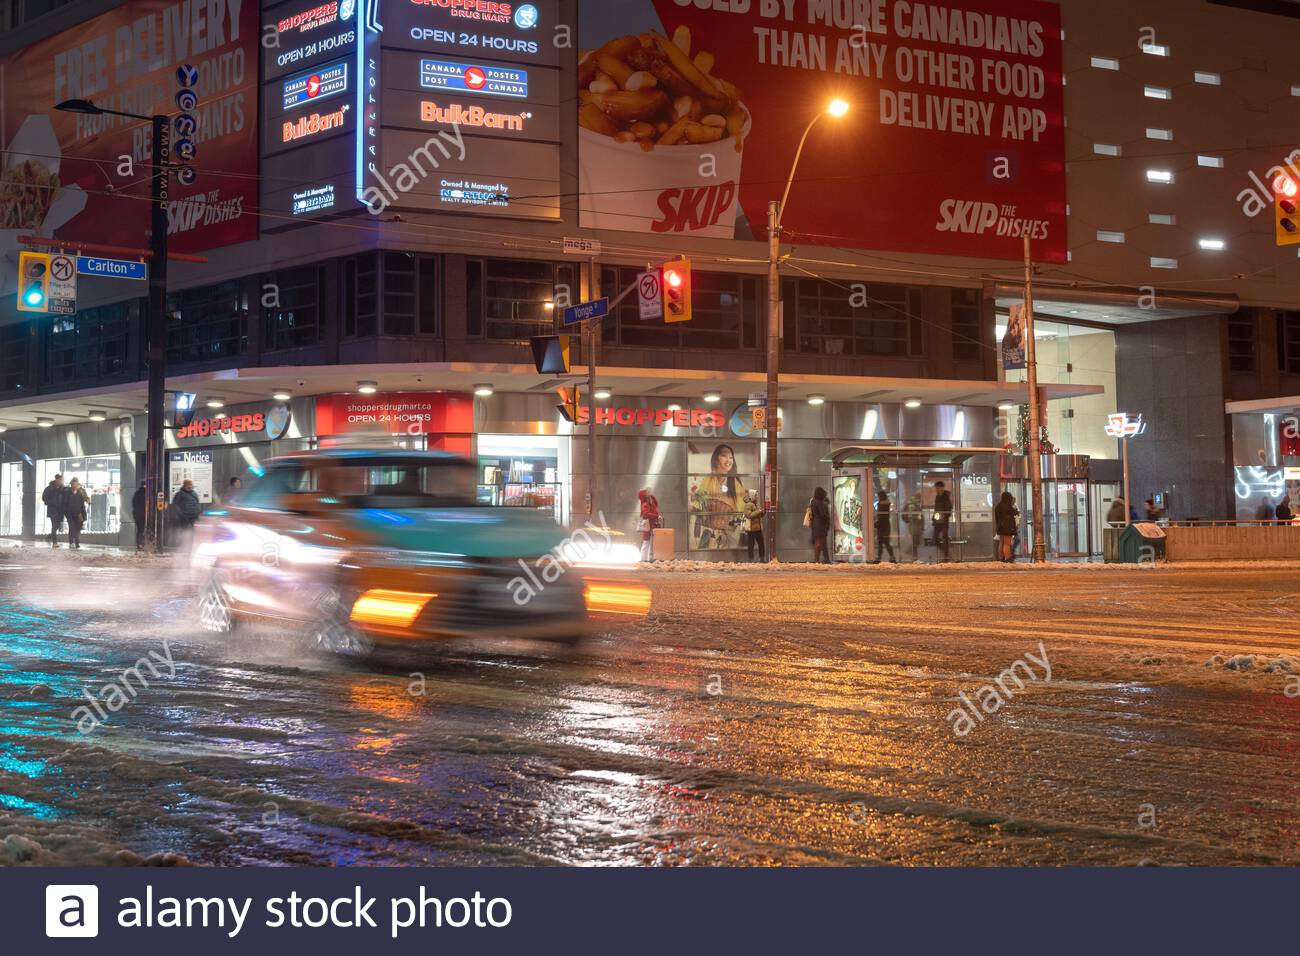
[42, 474, 65, 548]
[872, 490, 897, 563]
[743, 489, 766, 562]
[932, 480, 953, 562]
[132, 482, 148, 550]
[995, 491, 1020, 563]
[808, 486, 832, 564]
[637, 488, 660, 563]
[903, 492, 924, 559]
[219, 476, 242, 506]
[1106, 496, 1127, 525]
[1277, 497, 1294, 526]
[171, 479, 202, 549]
[63, 477, 90, 550]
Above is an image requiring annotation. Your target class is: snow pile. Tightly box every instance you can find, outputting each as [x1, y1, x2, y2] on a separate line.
[1205, 653, 1300, 674]
[639, 558, 1300, 573]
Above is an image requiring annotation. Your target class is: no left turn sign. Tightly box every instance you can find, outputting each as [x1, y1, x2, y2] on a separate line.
[637, 270, 663, 321]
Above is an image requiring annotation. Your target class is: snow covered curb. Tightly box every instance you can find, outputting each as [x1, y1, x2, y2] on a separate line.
[637, 559, 1300, 573]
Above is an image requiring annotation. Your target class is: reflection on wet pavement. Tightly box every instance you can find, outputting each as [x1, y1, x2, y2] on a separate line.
[0, 555, 1299, 865]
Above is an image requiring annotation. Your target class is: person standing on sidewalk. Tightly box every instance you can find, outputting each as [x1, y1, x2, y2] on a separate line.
[63, 478, 90, 550]
[809, 487, 832, 564]
[171, 479, 202, 549]
[902, 492, 924, 560]
[132, 482, 148, 551]
[932, 481, 953, 563]
[1277, 497, 1294, 526]
[871, 490, 897, 563]
[995, 491, 1020, 563]
[743, 489, 766, 562]
[42, 474, 65, 548]
[637, 488, 660, 563]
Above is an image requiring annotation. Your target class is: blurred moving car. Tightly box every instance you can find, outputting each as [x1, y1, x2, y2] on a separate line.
[192, 449, 649, 656]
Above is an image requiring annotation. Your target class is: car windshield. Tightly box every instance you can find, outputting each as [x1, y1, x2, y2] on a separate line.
[322, 459, 478, 509]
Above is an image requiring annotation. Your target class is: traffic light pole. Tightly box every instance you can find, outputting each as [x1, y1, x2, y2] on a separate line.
[586, 256, 599, 519]
[765, 200, 780, 563]
[1024, 236, 1047, 563]
[145, 114, 170, 553]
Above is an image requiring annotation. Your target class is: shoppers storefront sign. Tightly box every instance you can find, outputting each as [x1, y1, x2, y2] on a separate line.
[175, 406, 293, 442]
[316, 393, 474, 436]
[577, 406, 726, 429]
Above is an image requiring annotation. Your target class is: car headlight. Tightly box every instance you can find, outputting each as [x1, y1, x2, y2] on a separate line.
[572, 542, 642, 569]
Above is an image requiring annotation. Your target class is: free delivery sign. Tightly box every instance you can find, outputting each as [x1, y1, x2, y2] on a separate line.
[577, 0, 1066, 262]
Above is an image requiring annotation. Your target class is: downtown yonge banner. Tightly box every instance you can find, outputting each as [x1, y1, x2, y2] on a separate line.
[578, 0, 1067, 262]
[0, 0, 259, 258]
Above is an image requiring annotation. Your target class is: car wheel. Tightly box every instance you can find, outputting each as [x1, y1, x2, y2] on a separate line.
[308, 589, 374, 658]
[197, 573, 236, 635]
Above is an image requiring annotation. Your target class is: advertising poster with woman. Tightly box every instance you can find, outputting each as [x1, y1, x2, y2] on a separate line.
[688, 441, 757, 551]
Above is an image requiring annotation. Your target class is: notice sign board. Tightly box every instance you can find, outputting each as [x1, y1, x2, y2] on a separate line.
[169, 451, 214, 504]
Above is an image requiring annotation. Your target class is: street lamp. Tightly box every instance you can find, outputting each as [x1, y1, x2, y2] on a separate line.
[765, 98, 850, 561]
[56, 98, 171, 553]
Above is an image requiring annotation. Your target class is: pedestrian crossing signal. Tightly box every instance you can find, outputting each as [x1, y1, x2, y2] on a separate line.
[662, 257, 692, 323]
[16, 251, 50, 313]
[1275, 173, 1300, 246]
[531, 334, 572, 374]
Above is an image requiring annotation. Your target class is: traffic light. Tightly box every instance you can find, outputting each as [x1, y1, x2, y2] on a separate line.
[556, 385, 580, 423]
[16, 251, 50, 313]
[530, 334, 572, 374]
[662, 257, 692, 323]
[1275, 172, 1300, 245]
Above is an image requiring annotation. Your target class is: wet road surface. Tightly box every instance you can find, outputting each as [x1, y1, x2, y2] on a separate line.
[1, 553, 1299, 866]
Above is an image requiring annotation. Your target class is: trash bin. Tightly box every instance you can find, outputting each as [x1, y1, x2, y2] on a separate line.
[1117, 522, 1166, 563]
[653, 527, 676, 562]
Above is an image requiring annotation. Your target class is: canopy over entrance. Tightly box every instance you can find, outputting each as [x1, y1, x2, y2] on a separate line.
[822, 445, 1009, 469]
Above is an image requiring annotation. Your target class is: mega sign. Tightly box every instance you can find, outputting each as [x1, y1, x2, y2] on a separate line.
[0, 0, 258, 257]
[577, 0, 1066, 261]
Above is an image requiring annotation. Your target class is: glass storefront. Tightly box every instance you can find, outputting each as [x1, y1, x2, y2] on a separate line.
[0, 462, 22, 535]
[39, 456, 122, 534]
[476, 433, 566, 523]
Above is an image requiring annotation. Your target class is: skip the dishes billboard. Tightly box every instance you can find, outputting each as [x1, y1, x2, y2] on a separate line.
[0, 0, 259, 255]
[578, 0, 1066, 262]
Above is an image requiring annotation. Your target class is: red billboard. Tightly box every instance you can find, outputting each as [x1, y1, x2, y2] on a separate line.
[0, 0, 259, 259]
[315, 393, 475, 437]
[578, 0, 1066, 262]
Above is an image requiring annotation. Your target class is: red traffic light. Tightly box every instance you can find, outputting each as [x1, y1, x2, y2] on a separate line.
[1275, 174, 1299, 198]
[665, 269, 684, 289]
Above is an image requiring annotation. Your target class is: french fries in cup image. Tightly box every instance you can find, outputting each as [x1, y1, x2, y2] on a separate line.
[578, 26, 751, 238]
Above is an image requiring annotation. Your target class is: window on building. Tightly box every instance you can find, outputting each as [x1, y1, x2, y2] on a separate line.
[1150, 257, 1178, 269]
[376, 253, 438, 335]
[466, 259, 575, 341]
[1144, 85, 1172, 99]
[344, 253, 378, 337]
[46, 302, 132, 386]
[1093, 143, 1121, 156]
[263, 265, 323, 351]
[951, 288, 982, 362]
[1141, 42, 1169, 56]
[167, 281, 247, 363]
[1198, 155, 1225, 168]
[1146, 127, 1173, 140]
[602, 266, 758, 351]
[1090, 56, 1119, 70]
[1228, 313, 1255, 373]
[787, 279, 923, 358]
[1149, 213, 1176, 225]
[1097, 230, 1125, 243]
[1194, 71, 1221, 85]
[1280, 311, 1300, 374]
[0, 322, 30, 392]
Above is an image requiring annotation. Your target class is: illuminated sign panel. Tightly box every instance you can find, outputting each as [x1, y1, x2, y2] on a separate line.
[282, 60, 349, 110]
[385, 0, 557, 67]
[1104, 413, 1147, 439]
[291, 184, 337, 215]
[263, 0, 358, 80]
[419, 59, 528, 97]
[283, 104, 350, 143]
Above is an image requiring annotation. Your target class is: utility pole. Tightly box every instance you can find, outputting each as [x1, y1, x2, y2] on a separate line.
[587, 256, 599, 519]
[146, 114, 171, 553]
[765, 199, 780, 562]
[1023, 235, 1046, 563]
